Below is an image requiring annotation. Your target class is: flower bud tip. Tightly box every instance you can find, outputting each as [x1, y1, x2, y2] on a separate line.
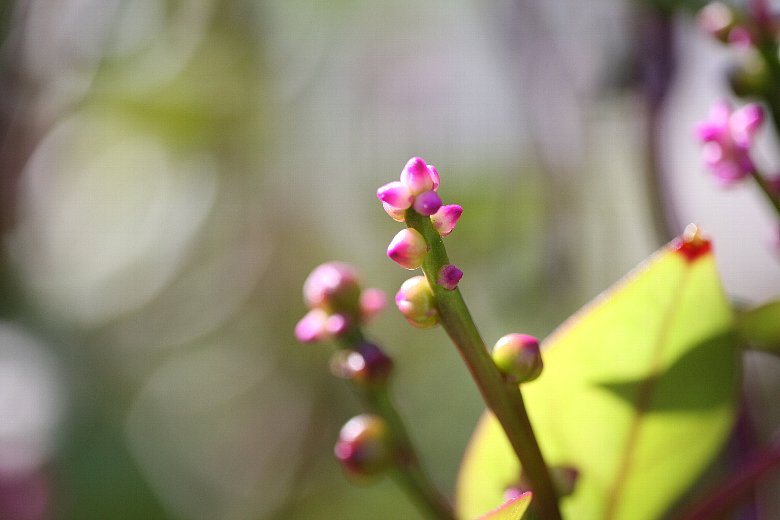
[431, 204, 463, 236]
[387, 228, 428, 270]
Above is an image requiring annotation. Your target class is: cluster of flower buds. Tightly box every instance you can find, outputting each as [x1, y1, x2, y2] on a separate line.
[491, 333, 543, 384]
[330, 342, 394, 387]
[379, 157, 463, 271]
[697, 2, 754, 48]
[695, 100, 764, 186]
[334, 414, 391, 477]
[295, 262, 386, 343]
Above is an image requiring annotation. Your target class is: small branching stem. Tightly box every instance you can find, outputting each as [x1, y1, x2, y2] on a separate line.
[405, 210, 563, 520]
[337, 335, 455, 520]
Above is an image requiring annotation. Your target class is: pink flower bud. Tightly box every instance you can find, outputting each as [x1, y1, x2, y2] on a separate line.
[359, 288, 386, 321]
[303, 262, 362, 315]
[696, 101, 762, 186]
[413, 190, 442, 216]
[437, 264, 463, 290]
[382, 202, 407, 222]
[387, 228, 428, 270]
[430, 204, 463, 236]
[427, 165, 440, 191]
[697, 2, 736, 43]
[334, 414, 390, 477]
[377, 181, 413, 210]
[491, 333, 543, 383]
[295, 309, 330, 343]
[330, 342, 394, 387]
[400, 157, 435, 195]
[395, 276, 439, 328]
[325, 313, 351, 336]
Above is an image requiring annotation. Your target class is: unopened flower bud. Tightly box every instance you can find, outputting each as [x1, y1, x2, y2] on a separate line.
[330, 342, 394, 386]
[492, 334, 543, 383]
[303, 262, 362, 316]
[413, 190, 443, 216]
[377, 181, 414, 210]
[382, 202, 407, 222]
[395, 276, 439, 328]
[431, 204, 463, 236]
[427, 164, 440, 191]
[550, 466, 579, 497]
[334, 414, 390, 477]
[437, 264, 463, 290]
[400, 157, 436, 195]
[387, 228, 428, 269]
[359, 288, 386, 322]
[325, 313, 351, 336]
[727, 59, 769, 98]
[697, 2, 736, 43]
[295, 309, 330, 343]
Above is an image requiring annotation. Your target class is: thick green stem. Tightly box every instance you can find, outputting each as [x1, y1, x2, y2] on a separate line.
[406, 211, 562, 520]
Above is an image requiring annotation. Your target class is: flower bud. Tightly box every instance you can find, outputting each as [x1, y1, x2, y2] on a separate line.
[427, 164, 440, 191]
[697, 2, 736, 43]
[295, 309, 330, 343]
[395, 276, 439, 328]
[387, 228, 428, 270]
[492, 334, 543, 383]
[334, 414, 390, 477]
[726, 56, 768, 99]
[377, 181, 414, 211]
[413, 190, 443, 216]
[437, 264, 463, 291]
[330, 342, 394, 387]
[400, 157, 435, 195]
[430, 204, 463, 236]
[382, 202, 407, 222]
[303, 262, 362, 316]
[359, 288, 386, 322]
[550, 466, 579, 497]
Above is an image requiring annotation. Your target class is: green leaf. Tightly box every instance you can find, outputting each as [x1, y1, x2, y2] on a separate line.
[457, 238, 740, 520]
[476, 492, 532, 520]
[737, 300, 780, 353]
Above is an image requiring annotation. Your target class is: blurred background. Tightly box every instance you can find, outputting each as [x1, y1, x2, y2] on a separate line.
[0, 0, 779, 519]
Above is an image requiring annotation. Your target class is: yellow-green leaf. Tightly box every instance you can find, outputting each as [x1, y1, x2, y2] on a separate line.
[457, 236, 739, 520]
[737, 300, 780, 353]
[476, 492, 532, 520]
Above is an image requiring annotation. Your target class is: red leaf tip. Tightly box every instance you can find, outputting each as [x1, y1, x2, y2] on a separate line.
[672, 223, 712, 262]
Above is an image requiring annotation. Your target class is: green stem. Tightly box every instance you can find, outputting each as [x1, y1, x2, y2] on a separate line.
[406, 211, 562, 520]
[749, 168, 780, 222]
[368, 387, 455, 520]
[338, 335, 455, 520]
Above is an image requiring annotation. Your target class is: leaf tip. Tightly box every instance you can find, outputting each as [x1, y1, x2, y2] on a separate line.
[671, 223, 712, 263]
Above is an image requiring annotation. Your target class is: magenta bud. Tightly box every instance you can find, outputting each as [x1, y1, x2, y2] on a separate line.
[377, 181, 413, 210]
[382, 202, 407, 222]
[325, 313, 351, 336]
[303, 262, 362, 315]
[360, 288, 386, 322]
[387, 228, 428, 270]
[334, 414, 390, 477]
[491, 333, 543, 383]
[330, 342, 394, 386]
[430, 204, 463, 236]
[400, 157, 435, 195]
[413, 190, 442, 216]
[395, 276, 439, 328]
[295, 309, 330, 343]
[437, 264, 463, 290]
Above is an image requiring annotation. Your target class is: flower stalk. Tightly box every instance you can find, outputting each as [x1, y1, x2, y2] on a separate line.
[405, 209, 562, 520]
